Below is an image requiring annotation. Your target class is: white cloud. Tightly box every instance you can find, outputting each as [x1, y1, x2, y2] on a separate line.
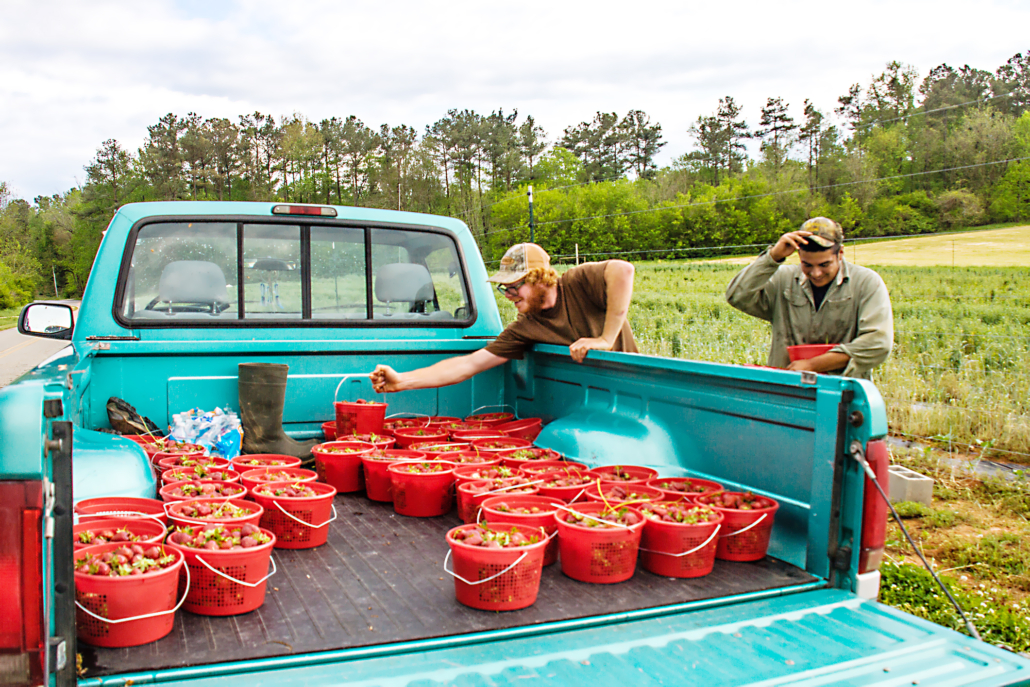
[1, 0, 1027, 198]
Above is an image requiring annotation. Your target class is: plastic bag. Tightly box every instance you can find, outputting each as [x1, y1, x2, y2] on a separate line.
[168, 407, 243, 460]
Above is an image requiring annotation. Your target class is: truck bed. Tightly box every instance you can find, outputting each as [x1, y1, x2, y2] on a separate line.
[81, 492, 820, 679]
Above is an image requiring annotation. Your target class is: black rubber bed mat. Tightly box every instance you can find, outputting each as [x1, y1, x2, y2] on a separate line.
[80, 494, 820, 678]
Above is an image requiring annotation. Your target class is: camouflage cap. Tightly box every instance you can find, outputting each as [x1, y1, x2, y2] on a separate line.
[800, 217, 844, 248]
[486, 243, 551, 285]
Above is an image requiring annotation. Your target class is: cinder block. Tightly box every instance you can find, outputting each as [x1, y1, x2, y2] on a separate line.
[887, 465, 934, 505]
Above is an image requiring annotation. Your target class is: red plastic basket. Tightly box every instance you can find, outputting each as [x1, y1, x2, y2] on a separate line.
[787, 343, 836, 362]
[162, 467, 240, 487]
[453, 464, 519, 488]
[591, 465, 659, 485]
[347, 433, 396, 450]
[495, 417, 543, 441]
[335, 399, 387, 436]
[535, 469, 596, 503]
[464, 411, 515, 427]
[408, 442, 470, 460]
[481, 495, 565, 566]
[470, 437, 533, 456]
[165, 498, 264, 529]
[160, 479, 247, 503]
[388, 461, 455, 517]
[313, 441, 375, 493]
[445, 523, 547, 611]
[456, 478, 540, 524]
[249, 481, 338, 549]
[425, 416, 461, 428]
[584, 483, 665, 508]
[696, 492, 780, 562]
[638, 505, 724, 578]
[168, 527, 277, 616]
[498, 446, 563, 468]
[156, 455, 229, 474]
[230, 454, 302, 471]
[321, 420, 337, 440]
[140, 440, 204, 461]
[446, 451, 503, 468]
[645, 477, 724, 503]
[75, 497, 169, 527]
[518, 460, 588, 477]
[239, 467, 318, 492]
[74, 542, 186, 647]
[450, 429, 506, 442]
[391, 427, 447, 449]
[554, 501, 645, 583]
[361, 450, 427, 502]
[73, 518, 166, 550]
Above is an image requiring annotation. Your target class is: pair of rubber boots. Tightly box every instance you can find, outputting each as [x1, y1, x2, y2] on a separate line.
[238, 363, 317, 461]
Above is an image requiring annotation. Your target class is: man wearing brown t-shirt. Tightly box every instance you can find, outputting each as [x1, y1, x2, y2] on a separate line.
[370, 243, 637, 393]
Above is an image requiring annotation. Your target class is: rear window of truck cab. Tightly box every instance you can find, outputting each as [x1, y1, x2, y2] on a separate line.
[115, 220, 473, 327]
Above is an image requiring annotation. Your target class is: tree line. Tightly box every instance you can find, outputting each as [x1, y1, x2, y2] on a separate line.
[2, 51, 1029, 306]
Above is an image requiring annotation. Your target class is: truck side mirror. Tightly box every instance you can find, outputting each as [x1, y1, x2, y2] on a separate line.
[18, 302, 74, 340]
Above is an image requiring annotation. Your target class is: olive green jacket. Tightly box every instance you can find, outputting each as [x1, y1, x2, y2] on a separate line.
[725, 250, 894, 378]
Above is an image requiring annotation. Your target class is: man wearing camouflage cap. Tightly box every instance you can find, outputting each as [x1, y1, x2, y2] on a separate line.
[726, 217, 893, 378]
[371, 243, 637, 393]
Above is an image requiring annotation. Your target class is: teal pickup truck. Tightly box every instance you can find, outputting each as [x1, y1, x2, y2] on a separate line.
[4, 201, 1029, 687]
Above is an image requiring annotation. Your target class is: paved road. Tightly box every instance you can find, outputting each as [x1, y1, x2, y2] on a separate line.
[0, 302, 79, 388]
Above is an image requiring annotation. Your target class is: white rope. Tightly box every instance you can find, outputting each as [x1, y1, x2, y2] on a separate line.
[639, 525, 721, 557]
[77, 510, 165, 528]
[717, 513, 769, 538]
[74, 555, 190, 625]
[193, 554, 277, 588]
[333, 373, 375, 403]
[273, 501, 338, 529]
[442, 549, 528, 586]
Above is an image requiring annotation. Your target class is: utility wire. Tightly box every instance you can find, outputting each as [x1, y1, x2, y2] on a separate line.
[852, 91, 1014, 131]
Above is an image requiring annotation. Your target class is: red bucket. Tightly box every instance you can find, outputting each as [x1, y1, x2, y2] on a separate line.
[499, 446, 563, 469]
[162, 466, 239, 487]
[73, 518, 166, 550]
[453, 464, 519, 488]
[591, 465, 659, 485]
[335, 399, 387, 436]
[456, 478, 539, 524]
[312, 441, 375, 493]
[74, 542, 185, 647]
[450, 429, 506, 442]
[445, 523, 548, 611]
[639, 503, 724, 578]
[140, 440, 204, 462]
[361, 450, 427, 502]
[166, 525, 277, 615]
[393, 427, 448, 449]
[554, 502, 645, 584]
[165, 498, 264, 529]
[470, 437, 533, 457]
[239, 467, 318, 493]
[409, 442, 470, 460]
[437, 421, 488, 436]
[230, 454, 302, 471]
[75, 497, 169, 527]
[446, 451, 503, 468]
[250, 481, 338, 549]
[349, 433, 397, 451]
[534, 469, 596, 503]
[464, 411, 515, 427]
[481, 495, 565, 566]
[321, 420, 337, 440]
[645, 477, 724, 503]
[425, 416, 461, 428]
[495, 418, 543, 442]
[787, 344, 836, 362]
[696, 492, 780, 562]
[160, 480, 247, 503]
[518, 460, 588, 478]
[388, 461, 455, 517]
[383, 417, 430, 433]
[584, 483, 665, 508]
[156, 455, 229, 474]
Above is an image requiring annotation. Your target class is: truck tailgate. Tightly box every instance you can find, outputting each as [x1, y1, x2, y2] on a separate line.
[80, 588, 1030, 686]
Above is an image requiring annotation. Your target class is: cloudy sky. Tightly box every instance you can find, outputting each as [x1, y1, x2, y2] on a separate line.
[2, 0, 1028, 200]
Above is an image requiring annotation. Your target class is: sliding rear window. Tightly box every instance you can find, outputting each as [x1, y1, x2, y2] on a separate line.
[117, 220, 472, 327]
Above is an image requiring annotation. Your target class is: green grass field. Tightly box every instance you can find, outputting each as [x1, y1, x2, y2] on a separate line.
[496, 225, 1030, 461]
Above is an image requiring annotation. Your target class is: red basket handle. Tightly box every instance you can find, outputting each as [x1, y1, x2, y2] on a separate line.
[194, 554, 276, 588]
[717, 513, 768, 538]
[639, 524, 721, 557]
[443, 549, 528, 586]
[74, 557, 190, 624]
[273, 501, 338, 529]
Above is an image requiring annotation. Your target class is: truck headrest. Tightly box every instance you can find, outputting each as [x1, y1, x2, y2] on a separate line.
[374, 263, 435, 303]
[158, 261, 230, 304]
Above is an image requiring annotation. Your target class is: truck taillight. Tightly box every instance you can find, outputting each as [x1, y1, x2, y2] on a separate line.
[271, 204, 338, 217]
[0, 481, 44, 685]
[859, 440, 890, 574]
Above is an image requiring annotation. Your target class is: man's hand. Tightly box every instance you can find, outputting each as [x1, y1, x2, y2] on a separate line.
[786, 351, 850, 373]
[370, 364, 403, 394]
[569, 337, 611, 363]
[769, 230, 815, 262]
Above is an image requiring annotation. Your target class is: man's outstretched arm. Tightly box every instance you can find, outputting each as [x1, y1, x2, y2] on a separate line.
[569, 259, 635, 363]
[371, 348, 509, 393]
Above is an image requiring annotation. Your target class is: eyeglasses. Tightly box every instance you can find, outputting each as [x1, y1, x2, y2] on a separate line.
[496, 279, 526, 296]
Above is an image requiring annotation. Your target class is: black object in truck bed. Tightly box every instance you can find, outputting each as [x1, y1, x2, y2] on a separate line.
[80, 494, 820, 678]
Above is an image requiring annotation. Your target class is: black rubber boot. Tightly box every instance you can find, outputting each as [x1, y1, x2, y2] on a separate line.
[238, 363, 317, 460]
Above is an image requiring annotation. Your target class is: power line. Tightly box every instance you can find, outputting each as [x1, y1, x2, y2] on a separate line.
[482, 156, 1030, 237]
[853, 91, 1014, 131]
